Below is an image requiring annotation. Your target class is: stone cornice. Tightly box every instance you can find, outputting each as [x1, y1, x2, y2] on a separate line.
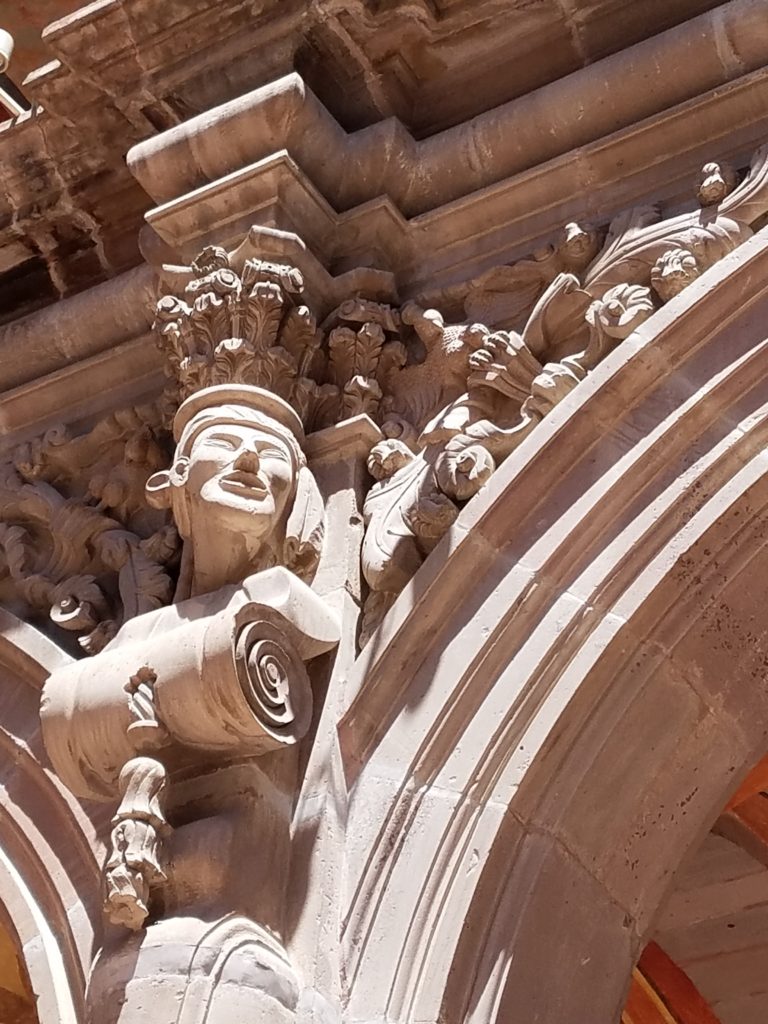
[131, 0, 768, 219]
[0, 0, 763, 327]
[138, 67, 768, 295]
[0, 264, 155, 393]
[6, 67, 768, 441]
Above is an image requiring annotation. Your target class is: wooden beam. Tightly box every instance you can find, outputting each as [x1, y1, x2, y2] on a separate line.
[726, 754, 768, 810]
[622, 969, 677, 1024]
[715, 793, 768, 869]
[627, 941, 722, 1024]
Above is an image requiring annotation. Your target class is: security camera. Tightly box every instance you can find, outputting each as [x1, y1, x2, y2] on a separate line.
[0, 29, 13, 74]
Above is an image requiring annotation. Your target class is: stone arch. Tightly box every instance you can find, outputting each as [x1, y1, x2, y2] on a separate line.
[340, 229, 768, 1023]
[0, 610, 104, 1024]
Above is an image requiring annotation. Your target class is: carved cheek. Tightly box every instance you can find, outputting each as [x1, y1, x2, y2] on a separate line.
[190, 450, 231, 488]
[264, 461, 295, 506]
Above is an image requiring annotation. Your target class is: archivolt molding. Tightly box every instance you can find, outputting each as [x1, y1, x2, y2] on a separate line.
[339, 227, 768, 1024]
[0, 612, 102, 1024]
[358, 148, 768, 638]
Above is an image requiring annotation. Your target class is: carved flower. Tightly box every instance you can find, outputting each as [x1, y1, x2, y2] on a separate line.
[50, 576, 107, 631]
[436, 444, 495, 501]
[192, 246, 230, 274]
[367, 439, 414, 481]
[381, 416, 418, 450]
[404, 492, 459, 541]
[650, 248, 700, 303]
[696, 161, 738, 207]
[587, 284, 655, 340]
[208, 267, 241, 296]
[154, 294, 190, 323]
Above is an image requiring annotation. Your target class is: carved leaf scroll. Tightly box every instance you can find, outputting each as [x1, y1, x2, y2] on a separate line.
[0, 406, 179, 655]
[358, 146, 768, 643]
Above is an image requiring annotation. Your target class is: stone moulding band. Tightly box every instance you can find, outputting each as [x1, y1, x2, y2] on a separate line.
[129, 0, 768, 218]
[338, 224, 768, 1024]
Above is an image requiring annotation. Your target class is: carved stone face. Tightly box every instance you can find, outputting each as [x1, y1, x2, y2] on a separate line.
[146, 386, 324, 596]
[181, 420, 297, 543]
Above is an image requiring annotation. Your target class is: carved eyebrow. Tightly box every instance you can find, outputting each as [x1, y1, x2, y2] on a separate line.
[251, 442, 290, 459]
[203, 432, 240, 446]
[201, 432, 290, 458]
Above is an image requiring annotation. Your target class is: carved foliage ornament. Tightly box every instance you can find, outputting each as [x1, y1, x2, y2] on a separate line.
[0, 407, 179, 653]
[153, 239, 491, 449]
[155, 243, 411, 435]
[7, 152, 767, 660]
[359, 147, 768, 641]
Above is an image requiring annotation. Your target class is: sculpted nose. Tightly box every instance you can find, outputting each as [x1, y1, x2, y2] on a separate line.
[233, 448, 260, 474]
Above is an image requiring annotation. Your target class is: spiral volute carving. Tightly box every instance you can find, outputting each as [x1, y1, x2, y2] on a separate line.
[234, 620, 312, 745]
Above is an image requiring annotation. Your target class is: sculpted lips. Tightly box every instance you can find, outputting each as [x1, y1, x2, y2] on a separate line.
[218, 469, 269, 496]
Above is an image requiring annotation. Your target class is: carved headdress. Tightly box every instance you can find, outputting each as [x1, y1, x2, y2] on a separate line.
[151, 246, 333, 594]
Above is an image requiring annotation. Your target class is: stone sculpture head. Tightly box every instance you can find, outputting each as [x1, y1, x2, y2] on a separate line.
[146, 385, 323, 597]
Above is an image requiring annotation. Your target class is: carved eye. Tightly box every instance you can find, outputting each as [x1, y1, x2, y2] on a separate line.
[256, 446, 289, 461]
[204, 434, 239, 450]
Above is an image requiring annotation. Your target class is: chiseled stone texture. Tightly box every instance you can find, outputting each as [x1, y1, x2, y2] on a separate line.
[5, 4, 768, 1024]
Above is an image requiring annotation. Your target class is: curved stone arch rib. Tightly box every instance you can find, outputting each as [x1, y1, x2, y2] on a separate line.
[340, 228, 768, 1024]
[0, 610, 101, 1024]
[0, 844, 81, 1024]
[0, 608, 73, 688]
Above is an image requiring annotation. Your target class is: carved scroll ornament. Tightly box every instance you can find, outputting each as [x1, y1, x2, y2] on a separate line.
[0, 407, 179, 654]
[41, 565, 339, 927]
[27, 144, 768, 930]
[359, 147, 768, 641]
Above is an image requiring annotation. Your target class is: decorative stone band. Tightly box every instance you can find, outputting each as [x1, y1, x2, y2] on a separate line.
[40, 567, 340, 802]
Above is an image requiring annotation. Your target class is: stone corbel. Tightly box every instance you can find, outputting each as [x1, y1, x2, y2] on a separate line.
[40, 567, 340, 928]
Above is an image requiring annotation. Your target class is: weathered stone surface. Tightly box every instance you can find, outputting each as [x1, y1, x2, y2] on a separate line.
[5, 4, 768, 1024]
[0, 0, 765, 330]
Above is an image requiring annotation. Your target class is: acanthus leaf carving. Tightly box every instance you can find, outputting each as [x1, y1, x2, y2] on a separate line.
[359, 147, 768, 642]
[0, 406, 179, 654]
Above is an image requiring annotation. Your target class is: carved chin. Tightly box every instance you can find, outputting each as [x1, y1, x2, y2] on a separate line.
[195, 482, 282, 534]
